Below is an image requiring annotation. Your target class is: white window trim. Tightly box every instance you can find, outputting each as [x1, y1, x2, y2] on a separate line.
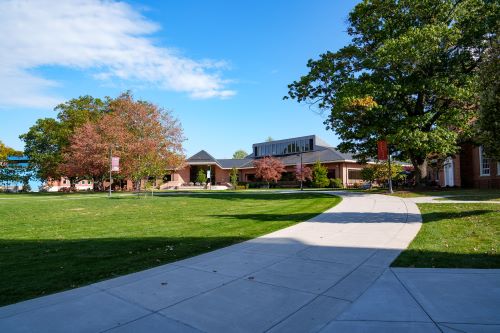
[497, 161, 500, 176]
[479, 146, 490, 176]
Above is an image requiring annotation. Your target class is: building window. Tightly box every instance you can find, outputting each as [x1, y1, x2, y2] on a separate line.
[348, 169, 362, 181]
[498, 162, 500, 176]
[479, 146, 490, 176]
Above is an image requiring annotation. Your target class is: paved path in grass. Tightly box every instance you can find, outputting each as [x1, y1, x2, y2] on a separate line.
[1, 192, 499, 333]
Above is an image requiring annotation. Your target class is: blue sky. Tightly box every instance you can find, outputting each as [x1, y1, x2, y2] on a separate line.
[0, 0, 358, 158]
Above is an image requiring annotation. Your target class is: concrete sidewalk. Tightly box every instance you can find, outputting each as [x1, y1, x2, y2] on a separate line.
[1, 192, 498, 333]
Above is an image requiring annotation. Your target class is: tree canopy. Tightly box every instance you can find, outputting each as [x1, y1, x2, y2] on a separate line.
[20, 93, 185, 190]
[232, 150, 248, 159]
[254, 157, 285, 185]
[476, 38, 500, 159]
[286, 0, 499, 183]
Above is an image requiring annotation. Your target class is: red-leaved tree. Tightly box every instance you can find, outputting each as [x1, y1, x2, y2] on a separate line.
[254, 157, 285, 187]
[60, 92, 185, 191]
[295, 165, 312, 182]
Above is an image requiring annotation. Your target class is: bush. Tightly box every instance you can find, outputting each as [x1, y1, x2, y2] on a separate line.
[196, 169, 207, 184]
[235, 185, 247, 190]
[312, 161, 330, 187]
[330, 178, 343, 188]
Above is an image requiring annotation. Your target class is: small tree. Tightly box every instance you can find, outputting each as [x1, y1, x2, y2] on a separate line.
[312, 161, 329, 188]
[254, 157, 285, 187]
[361, 166, 376, 187]
[232, 150, 248, 159]
[196, 169, 207, 184]
[230, 167, 238, 189]
[295, 165, 312, 182]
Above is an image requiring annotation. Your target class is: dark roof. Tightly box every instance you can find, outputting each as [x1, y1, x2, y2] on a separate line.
[217, 159, 253, 168]
[186, 150, 218, 164]
[276, 147, 355, 166]
[186, 147, 356, 169]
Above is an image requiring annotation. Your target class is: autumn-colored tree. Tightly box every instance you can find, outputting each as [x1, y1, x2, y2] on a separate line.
[0, 140, 23, 161]
[254, 157, 285, 187]
[59, 92, 185, 191]
[295, 165, 312, 182]
[108, 93, 185, 191]
[59, 113, 132, 190]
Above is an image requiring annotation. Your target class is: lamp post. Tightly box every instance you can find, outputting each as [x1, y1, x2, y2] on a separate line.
[387, 151, 394, 194]
[296, 150, 304, 191]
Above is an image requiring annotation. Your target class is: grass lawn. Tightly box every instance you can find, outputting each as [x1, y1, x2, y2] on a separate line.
[392, 203, 500, 268]
[0, 192, 340, 306]
[389, 189, 500, 201]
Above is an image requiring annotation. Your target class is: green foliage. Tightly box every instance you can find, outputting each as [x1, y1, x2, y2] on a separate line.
[19, 118, 65, 180]
[230, 167, 238, 188]
[196, 168, 207, 184]
[476, 38, 500, 159]
[361, 167, 376, 183]
[232, 150, 248, 159]
[286, 0, 499, 183]
[362, 162, 406, 184]
[19, 96, 109, 180]
[312, 161, 330, 188]
[0, 140, 23, 160]
[330, 178, 343, 188]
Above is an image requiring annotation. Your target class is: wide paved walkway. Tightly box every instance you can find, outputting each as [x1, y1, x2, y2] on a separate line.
[1, 192, 498, 333]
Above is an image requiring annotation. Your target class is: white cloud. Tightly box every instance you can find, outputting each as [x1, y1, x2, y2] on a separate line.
[0, 0, 235, 108]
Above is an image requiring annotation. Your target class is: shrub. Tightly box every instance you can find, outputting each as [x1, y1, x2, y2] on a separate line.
[312, 161, 330, 188]
[330, 178, 343, 188]
[196, 169, 207, 184]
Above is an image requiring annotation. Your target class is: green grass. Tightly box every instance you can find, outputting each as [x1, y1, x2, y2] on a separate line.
[389, 189, 500, 201]
[0, 192, 339, 306]
[392, 203, 500, 268]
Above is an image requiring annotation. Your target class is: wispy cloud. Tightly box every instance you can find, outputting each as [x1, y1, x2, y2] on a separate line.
[0, 0, 235, 108]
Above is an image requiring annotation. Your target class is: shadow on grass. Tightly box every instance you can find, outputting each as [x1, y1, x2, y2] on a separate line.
[2, 235, 499, 308]
[391, 249, 500, 269]
[214, 211, 420, 223]
[108, 192, 338, 201]
[420, 210, 493, 223]
[0, 236, 250, 307]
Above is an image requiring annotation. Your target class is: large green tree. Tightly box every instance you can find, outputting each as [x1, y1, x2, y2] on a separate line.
[20, 96, 108, 180]
[286, 0, 498, 184]
[476, 38, 500, 159]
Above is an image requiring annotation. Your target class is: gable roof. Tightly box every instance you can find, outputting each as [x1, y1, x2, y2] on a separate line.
[186, 150, 218, 164]
[185, 138, 358, 169]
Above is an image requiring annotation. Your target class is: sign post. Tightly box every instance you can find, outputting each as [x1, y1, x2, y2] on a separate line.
[109, 147, 120, 197]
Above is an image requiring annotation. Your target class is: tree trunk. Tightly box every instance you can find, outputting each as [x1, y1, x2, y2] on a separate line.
[412, 158, 428, 188]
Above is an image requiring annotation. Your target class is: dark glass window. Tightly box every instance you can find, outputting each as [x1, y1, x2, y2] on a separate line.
[348, 169, 362, 180]
[309, 139, 314, 151]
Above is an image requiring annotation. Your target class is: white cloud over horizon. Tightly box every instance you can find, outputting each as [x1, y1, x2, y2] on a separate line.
[0, 0, 235, 109]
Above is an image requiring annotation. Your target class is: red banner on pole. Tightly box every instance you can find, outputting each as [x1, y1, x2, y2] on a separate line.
[111, 157, 120, 172]
[377, 140, 388, 161]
